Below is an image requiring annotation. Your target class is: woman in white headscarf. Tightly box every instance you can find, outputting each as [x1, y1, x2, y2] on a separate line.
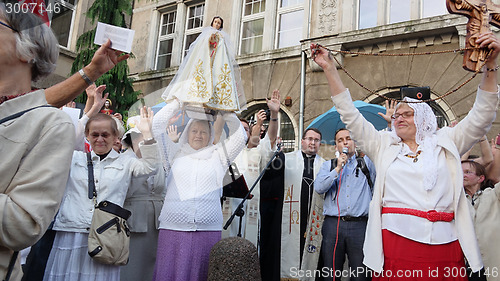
[310, 32, 500, 281]
[151, 97, 247, 281]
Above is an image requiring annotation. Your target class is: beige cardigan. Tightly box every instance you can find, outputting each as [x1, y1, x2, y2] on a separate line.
[331, 87, 498, 273]
[0, 91, 75, 280]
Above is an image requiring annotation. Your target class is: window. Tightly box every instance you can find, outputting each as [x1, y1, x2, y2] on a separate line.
[389, 0, 411, 24]
[241, 19, 264, 54]
[240, 0, 265, 55]
[358, 0, 447, 30]
[50, 0, 76, 48]
[422, 0, 447, 18]
[156, 11, 176, 70]
[358, 0, 377, 29]
[276, 0, 304, 48]
[244, 0, 266, 16]
[183, 3, 204, 57]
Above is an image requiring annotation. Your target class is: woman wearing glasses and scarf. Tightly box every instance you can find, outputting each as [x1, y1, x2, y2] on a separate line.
[310, 32, 500, 280]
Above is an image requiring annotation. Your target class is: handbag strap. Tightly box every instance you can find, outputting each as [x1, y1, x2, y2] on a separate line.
[0, 105, 53, 125]
[87, 152, 96, 200]
[3, 251, 18, 281]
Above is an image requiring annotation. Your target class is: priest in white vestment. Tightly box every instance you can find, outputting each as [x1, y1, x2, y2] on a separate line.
[279, 128, 326, 280]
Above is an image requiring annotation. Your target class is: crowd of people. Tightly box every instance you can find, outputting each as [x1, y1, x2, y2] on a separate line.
[1, 5, 500, 281]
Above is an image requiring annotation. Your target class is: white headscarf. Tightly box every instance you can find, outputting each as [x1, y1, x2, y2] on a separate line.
[176, 118, 216, 160]
[391, 97, 439, 191]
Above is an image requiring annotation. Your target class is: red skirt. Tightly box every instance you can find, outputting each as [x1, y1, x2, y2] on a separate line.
[373, 229, 467, 281]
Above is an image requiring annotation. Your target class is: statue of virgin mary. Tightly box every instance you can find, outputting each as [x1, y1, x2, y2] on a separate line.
[162, 16, 246, 112]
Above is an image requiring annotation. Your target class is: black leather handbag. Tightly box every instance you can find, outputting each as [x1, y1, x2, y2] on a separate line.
[222, 163, 252, 199]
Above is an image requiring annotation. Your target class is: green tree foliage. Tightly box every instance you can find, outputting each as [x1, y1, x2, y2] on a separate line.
[70, 0, 139, 114]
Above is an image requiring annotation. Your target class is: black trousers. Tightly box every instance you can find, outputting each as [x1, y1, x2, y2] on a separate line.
[22, 229, 56, 281]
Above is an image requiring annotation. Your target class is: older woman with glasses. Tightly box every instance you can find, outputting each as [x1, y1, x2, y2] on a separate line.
[0, 4, 128, 280]
[462, 160, 499, 281]
[311, 32, 500, 280]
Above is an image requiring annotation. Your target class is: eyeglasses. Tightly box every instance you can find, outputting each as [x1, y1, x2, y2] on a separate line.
[391, 111, 414, 120]
[0, 20, 17, 33]
[89, 132, 112, 139]
[303, 137, 321, 143]
[463, 170, 477, 175]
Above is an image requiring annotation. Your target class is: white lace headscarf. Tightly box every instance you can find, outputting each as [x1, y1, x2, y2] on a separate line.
[177, 119, 216, 160]
[391, 97, 438, 191]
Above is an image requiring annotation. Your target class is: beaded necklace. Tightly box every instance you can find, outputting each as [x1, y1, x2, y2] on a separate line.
[404, 150, 422, 163]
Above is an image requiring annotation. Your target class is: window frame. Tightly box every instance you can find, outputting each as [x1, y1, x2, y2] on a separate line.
[155, 9, 177, 70]
[239, 0, 266, 55]
[356, 0, 448, 31]
[182, 2, 205, 57]
[51, 0, 77, 49]
[275, 0, 305, 49]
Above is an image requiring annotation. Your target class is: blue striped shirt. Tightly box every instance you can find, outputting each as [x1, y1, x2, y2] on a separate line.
[314, 154, 375, 217]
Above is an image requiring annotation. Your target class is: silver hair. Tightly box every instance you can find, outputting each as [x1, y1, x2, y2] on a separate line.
[0, 3, 59, 82]
[112, 116, 126, 138]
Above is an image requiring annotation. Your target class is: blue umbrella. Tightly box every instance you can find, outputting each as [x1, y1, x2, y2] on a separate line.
[307, 100, 387, 145]
[150, 101, 191, 132]
[151, 102, 166, 114]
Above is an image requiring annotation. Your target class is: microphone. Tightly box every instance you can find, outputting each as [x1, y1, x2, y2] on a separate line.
[341, 147, 348, 167]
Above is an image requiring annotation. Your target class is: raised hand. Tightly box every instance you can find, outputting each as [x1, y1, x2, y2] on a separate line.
[167, 125, 181, 143]
[168, 111, 182, 126]
[113, 112, 123, 121]
[85, 83, 97, 100]
[92, 85, 108, 108]
[267, 89, 281, 113]
[378, 100, 396, 125]
[255, 109, 266, 126]
[137, 106, 154, 139]
[310, 43, 335, 71]
[84, 84, 108, 117]
[477, 32, 500, 64]
[87, 40, 130, 80]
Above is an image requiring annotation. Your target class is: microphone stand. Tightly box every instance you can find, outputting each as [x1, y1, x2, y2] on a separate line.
[223, 143, 283, 237]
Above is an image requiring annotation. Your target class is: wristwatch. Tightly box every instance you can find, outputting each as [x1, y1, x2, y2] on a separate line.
[143, 137, 156, 145]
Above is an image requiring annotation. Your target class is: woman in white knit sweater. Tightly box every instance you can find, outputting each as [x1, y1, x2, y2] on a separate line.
[151, 99, 247, 281]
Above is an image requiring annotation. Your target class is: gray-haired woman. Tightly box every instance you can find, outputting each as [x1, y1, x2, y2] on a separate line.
[0, 5, 128, 280]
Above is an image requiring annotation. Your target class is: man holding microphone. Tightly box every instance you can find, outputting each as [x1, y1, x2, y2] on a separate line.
[314, 128, 376, 281]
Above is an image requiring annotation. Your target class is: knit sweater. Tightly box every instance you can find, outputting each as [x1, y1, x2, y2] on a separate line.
[152, 100, 247, 231]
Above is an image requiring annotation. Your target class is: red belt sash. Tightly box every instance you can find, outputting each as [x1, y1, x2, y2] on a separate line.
[382, 207, 454, 222]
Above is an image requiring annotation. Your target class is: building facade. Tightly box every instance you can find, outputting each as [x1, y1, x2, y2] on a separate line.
[35, 0, 97, 89]
[124, 0, 499, 155]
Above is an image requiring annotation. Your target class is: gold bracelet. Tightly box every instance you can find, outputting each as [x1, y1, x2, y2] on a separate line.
[486, 65, 500, 72]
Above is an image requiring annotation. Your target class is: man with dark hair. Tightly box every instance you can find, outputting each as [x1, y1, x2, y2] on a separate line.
[314, 128, 375, 281]
[260, 127, 326, 280]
